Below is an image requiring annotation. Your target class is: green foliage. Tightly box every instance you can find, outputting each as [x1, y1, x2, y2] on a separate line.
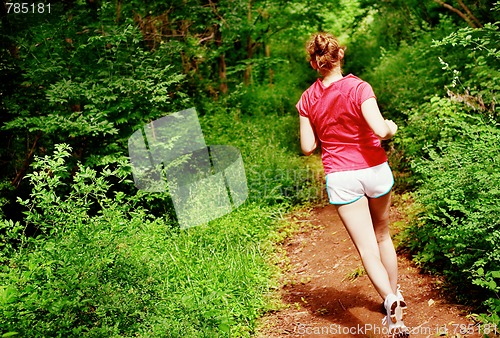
[402, 110, 500, 322]
[0, 144, 285, 337]
[200, 102, 323, 207]
[2, 18, 188, 167]
[360, 16, 462, 117]
[351, 2, 499, 116]
[0, 0, 320, 214]
[320, 0, 367, 44]
[433, 20, 500, 122]
[347, 0, 446, 74]
[364, 40, 439, 117]
[349, 0, 498, 76]
[394, 96, 484, 188]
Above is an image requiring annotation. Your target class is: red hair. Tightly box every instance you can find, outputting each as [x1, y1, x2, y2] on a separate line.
[306, 32, 345, 72]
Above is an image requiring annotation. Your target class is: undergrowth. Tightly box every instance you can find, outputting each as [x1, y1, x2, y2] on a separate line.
[0, 99, 324, 337]
[0, 144, 279, 337]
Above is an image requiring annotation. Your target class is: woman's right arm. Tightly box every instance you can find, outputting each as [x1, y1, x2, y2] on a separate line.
[361, 97, 397, 140]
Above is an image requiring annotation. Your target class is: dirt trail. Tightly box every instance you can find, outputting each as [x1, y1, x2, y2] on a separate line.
[257, 203, 488, 338]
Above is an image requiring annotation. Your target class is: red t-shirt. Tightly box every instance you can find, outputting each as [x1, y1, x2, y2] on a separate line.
[296, 74, 387, 174]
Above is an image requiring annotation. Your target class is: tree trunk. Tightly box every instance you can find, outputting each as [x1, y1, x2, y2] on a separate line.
[433, 0, 481, 28]
[244, 36, 253, 86]
[456, 0, 482, 28]
[11, 132, 42, 187]
[219, 53, 228, 94]
[215, 26, 228, 94]
[244, 0, 253, 86]
[265, 43, 274, 85]
[115, 0, 122, 23]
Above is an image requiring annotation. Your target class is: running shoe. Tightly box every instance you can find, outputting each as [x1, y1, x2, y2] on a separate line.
[396, 285, 407, 310]
[383, 293, 409, 337]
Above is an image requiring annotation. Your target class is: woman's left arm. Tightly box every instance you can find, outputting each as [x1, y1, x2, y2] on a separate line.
[300, 115, 317, 156]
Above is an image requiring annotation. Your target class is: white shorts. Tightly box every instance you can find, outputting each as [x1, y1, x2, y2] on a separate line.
[326, 162, 394, 205]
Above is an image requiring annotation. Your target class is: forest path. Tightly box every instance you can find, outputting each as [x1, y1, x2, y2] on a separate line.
[256, 202, 483, 338]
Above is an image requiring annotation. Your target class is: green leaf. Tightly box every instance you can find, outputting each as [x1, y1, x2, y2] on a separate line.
[2, 333, 19, 337]
[491, 271, 500, 279]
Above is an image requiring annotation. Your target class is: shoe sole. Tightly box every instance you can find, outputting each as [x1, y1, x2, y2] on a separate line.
[388, 300, 409, 337]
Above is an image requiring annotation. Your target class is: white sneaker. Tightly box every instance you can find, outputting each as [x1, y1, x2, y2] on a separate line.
[383, 293, 409, 337]
[396, 285, 407, 310]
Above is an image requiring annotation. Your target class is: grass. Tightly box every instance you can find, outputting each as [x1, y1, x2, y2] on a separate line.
[0, 108, 327, 337]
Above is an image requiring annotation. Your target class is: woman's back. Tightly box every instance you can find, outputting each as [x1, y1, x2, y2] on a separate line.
[297, 74, 387, 173]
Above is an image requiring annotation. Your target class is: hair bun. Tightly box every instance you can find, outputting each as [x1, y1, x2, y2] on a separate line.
[306, 32, 343, 72]
[314, 35, 329, 55]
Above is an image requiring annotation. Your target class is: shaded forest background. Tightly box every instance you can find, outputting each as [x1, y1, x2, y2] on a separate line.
[0, 0, 499, 336]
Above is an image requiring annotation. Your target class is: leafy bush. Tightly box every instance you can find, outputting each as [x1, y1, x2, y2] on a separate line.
[393, 96, 485, 188]
[0, 144, 287, 337]
[432, 19, 500, 122]
[404, 118, 500, 323]
[360, 15, 467, 119]
[2, 19, 188, 168]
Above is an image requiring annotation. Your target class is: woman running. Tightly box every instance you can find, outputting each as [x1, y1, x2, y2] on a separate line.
[296, 32, 409, 337]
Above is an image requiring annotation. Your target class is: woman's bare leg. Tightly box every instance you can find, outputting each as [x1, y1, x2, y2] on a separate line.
[336, 196, 395, 300]
[369, 192, 398, 293]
